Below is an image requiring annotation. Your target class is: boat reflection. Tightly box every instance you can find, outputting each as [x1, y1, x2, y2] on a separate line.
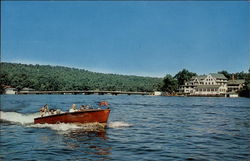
[66, 129, 108, 140]
[63, 129, 112, 159]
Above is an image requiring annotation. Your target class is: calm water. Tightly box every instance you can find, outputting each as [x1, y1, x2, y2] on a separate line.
[0, 95, 249, 161]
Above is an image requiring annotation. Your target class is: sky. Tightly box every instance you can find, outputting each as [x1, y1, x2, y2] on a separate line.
[1, 1, 249, 77]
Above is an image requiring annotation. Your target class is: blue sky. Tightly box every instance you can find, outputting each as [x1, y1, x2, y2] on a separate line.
[1, 1, 249, 77]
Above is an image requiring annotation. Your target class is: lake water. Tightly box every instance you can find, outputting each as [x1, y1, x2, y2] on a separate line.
[0, 95, 249, 161]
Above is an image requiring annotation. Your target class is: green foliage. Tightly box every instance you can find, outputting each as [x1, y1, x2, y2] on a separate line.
[174, 69, 197, 87]
[233, 71, 249, 80]
[218, 70, 231, 79]
[239, 71, 250, 97]
[0, 70, 11, 93]
[161, 74, 178, 93]
[218, 70, 249, 80]
[0, 62, 162, 92]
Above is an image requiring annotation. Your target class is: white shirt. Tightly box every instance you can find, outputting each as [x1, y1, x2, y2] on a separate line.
[69, 109, 77, 112]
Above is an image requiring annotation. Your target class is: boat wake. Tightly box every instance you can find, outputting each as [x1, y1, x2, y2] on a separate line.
[28, 122, 105, 132]
[0, 111, 133, 132]
[0, 111, 39, 125]
[108, 121, 133, 129]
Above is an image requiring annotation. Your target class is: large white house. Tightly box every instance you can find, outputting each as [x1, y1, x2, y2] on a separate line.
[180, 73, 228, 95]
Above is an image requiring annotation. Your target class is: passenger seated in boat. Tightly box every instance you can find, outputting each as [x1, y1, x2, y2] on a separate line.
[56, 109, 61, 114]
[80, 105, 90, 110]
[50, 109, 56, 115]
[69, 104, 78, 112]
[40, 107, 45, 117]
[40, 104, 49, 117]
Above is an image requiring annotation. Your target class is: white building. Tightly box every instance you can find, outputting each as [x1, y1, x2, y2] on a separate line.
[180, 73, 228, 95]
[5, 88, 17, 94]
[20, 88, 35, 92]
[227, 79, 245, 93]
[153, 91, 162, 96]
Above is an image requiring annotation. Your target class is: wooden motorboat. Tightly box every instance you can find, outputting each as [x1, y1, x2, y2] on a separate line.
[34, 109, 111, 126]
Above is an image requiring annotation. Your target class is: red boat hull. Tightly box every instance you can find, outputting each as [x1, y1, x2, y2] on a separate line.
[34, 109, 111, 125]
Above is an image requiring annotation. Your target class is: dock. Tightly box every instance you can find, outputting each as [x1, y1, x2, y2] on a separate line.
[16, 90, 152, 95]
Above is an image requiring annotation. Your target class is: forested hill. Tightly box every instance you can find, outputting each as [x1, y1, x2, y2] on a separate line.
[0, 62, 163, 92]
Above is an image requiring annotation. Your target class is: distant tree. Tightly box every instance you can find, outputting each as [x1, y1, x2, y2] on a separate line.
[0, 71, 10, 86]
[239, 70, 250, 97]
[234, 71, 247, 80]
[161, 74, 178, 93]
[218, 70, 249, 80]
[8, 73, 29, 90]
[174, 69, 197, 87]
[218, 70, 231, 79]
[154, 81, 164, 91]
[0, 71, 10, 93]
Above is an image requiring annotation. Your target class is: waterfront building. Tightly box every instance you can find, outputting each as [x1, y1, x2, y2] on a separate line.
[227, 79, 245, 92]
[180, 73, 228, 96]
[4, 88, 17, 94]
[153, 91, 162, 96]
[20, 88, 35, 92]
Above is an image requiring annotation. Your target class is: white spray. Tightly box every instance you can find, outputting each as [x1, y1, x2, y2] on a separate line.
[0, 111, 133, 131]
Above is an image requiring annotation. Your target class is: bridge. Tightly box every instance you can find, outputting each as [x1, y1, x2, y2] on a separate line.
[16, 90, 153, 96]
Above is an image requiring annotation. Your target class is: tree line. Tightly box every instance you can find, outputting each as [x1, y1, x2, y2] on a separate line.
[0, 62, 162, 93]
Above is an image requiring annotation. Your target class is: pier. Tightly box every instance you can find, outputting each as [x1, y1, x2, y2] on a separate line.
[16, 90, 152, 95]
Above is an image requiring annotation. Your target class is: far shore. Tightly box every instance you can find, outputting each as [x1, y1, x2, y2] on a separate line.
[2, 90, 245, 98]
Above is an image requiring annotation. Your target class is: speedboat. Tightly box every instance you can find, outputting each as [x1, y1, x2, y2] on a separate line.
[34, 108, 110, 127]
[34, 102, 111, 127]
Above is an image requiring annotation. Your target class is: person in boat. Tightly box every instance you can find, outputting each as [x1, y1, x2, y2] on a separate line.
[80, 105, 90, 110]
[56, 109, 61, 114]
[50, 109, 57, 115]
[40, 107, 45, 117]
[69, 104, 78, 112]
[98, 101, 109, 109]
[40, 104, 49, 117]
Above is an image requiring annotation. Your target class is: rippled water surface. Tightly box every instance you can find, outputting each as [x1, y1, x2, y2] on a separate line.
[0, 95, 250, 160]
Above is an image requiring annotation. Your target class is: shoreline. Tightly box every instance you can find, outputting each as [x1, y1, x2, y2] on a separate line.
[1, 91, 246, 98]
